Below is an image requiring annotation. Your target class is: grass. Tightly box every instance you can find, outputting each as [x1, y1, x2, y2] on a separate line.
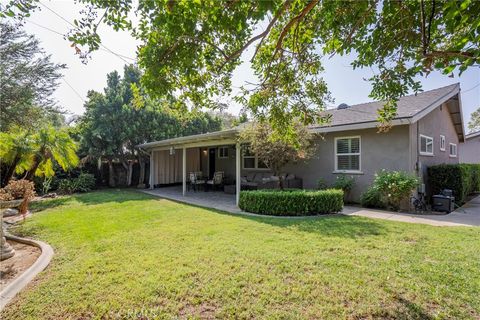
[2, 189, 479, 319]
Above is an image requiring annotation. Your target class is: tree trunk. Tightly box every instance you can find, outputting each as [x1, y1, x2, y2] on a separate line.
[25, 156, 41, 181]
[138, 156, 146, 187]
[107, 159, 116, 187]
[126, 161, 133, 186]
[1, 155, 20, 186]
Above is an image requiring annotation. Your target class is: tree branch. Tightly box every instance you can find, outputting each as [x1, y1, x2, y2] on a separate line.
[219, 0, 293, 71]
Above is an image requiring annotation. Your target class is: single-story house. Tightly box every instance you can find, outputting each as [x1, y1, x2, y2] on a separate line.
[459, 130, 480, 164]
[138, 83, 465, 205]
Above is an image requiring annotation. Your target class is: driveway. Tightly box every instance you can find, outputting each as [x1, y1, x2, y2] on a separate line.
[343, 195, 480, 227]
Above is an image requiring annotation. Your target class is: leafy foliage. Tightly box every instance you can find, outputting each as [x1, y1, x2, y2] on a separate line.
[332, 175, 356, 194]
[360, 186, 386, 209]
[0, 22, 65, 131]
[238, 121, 315, 189]
[3, 1, 479, 134]
[427, 163, 480, 205]
[468, 107, 480, 132]
[58, 173, 96, 194]
[239, 189, 343, 216]
[373, 170, 419, 211]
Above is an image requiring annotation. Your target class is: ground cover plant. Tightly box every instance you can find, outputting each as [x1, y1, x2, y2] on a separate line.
[2, 190, 479, 319]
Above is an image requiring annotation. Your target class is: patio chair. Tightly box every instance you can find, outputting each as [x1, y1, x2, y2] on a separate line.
[206, 171, 224, 191]
[188, 172, 205, 192]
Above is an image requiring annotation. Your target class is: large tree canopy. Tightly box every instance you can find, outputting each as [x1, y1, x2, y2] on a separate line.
[3, 1, 479, 133]
[468, 107, 480, 132]
[0, 22, 65, 131]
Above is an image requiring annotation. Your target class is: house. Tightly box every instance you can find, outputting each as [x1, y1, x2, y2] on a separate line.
[138, 83, 465, 205]
[459, 130, 480, 164]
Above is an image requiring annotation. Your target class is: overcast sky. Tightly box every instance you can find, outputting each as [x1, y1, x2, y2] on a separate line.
[20, 0, 480, 132]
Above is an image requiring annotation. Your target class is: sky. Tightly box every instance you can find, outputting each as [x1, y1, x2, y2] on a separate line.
[18, 0, 480, 132]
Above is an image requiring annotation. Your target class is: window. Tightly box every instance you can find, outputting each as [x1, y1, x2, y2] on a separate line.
[449, 143, 457, 157]
[335, 136, 361, 172]
[242, 147, 268, 169]
[419, 135, 434, 156]
[218, 146, 229, 159]
[440, 135, 446, 151]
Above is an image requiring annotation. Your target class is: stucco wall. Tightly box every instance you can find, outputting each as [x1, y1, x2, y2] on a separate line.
[459, 135, 480, 164]
[410, 103, 460, 195]
[284, 125, 411, 202]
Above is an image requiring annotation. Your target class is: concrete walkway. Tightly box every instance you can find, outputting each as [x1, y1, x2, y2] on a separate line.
[142, 187, 479, 227]
[342, 195, 480, 227]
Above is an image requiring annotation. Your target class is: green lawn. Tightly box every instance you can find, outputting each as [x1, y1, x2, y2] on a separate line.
[2, 190, 479, 319]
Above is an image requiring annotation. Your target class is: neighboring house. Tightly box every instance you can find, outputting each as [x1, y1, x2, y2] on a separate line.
[459, 131, 480, 164]
[139, 84, 464, 205]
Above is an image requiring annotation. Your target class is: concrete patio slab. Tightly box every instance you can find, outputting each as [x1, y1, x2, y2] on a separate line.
[141, 187, 479, 227]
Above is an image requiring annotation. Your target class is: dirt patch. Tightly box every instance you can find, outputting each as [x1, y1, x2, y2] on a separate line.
[0, 240, 41, 288]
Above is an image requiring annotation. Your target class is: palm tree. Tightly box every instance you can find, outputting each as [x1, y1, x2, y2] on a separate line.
[0, 128, 34, 187]
[24, 126, 79, 180]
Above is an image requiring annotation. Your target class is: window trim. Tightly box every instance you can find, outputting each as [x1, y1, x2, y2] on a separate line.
[419, 134, 434, 156]
[440, 135, 446, 151]
[334, 136, 362, 173]
[242, 149, 269, 170]
[218, 146, 229, 159]
[449, 143, 457, 158]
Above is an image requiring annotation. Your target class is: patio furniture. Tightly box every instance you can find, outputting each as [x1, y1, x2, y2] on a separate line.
[206, 171, 224, 191]
[240, 173, 303, 190]
[188, 172, 206, 192]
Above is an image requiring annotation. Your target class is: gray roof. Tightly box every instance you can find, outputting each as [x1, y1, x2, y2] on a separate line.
[313, 83, 460, 128]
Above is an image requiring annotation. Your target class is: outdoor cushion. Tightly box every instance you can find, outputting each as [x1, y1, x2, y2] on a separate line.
[286, 173, 295, 180]
[240, 177, 248, 183]
[270, 176, 279, 181]
[246, 173, 256, 182]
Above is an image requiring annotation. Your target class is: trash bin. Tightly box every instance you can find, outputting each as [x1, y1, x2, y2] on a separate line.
[432, 195, 455, 213]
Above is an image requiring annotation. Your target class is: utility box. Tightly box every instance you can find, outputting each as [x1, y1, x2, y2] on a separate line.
[432, 195, 455, 213]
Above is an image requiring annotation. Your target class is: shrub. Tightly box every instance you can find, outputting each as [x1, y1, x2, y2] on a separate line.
[427, 164, 480, 204]
[1, 179, 36, 214]
[239, 189, 344, 216]
[58, 173, 96, 194]
[373, 170, 419, 211]
[317, 178, 328, 190]
[333, 175, 355, 194]
[360, 186, 386, 209]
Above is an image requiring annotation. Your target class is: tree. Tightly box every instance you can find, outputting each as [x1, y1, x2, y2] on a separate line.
[238, 122, 316, 189]
[3, 1, 478, 135]
[0, 126, 79, 185]
[468, 107, 480, 132]
[0, 128, 34, 187]
[24, 126, 79, 181]
[79, 64, 222, 187]
[0, 22, 65, 131]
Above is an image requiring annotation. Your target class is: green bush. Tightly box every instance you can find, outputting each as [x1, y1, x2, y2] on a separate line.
[360, 186, 386, 209]
[239, 189, 344, 216]
[333, 175, 355, 194]
[427, 164, 480, 204]
[58, 173, 96, 194]
[373, 170, 419, 211]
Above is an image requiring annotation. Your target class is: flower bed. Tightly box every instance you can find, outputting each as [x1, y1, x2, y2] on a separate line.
[239, 189, 344, 216]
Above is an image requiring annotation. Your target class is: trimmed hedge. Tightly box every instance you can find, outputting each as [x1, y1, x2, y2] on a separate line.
[239, 189, 344, 216]
[427, 164, 480, 204]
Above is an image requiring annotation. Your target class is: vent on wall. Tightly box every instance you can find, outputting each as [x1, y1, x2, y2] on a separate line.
[337, 103, 350, 110]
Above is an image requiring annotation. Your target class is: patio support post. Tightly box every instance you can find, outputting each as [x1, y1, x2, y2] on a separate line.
[236, 143, 241, 206]
[182, 147, 186, 196]
[149, 151, 154, 189]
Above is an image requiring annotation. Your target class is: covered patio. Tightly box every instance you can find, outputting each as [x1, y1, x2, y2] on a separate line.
[139, 128, 243, 206]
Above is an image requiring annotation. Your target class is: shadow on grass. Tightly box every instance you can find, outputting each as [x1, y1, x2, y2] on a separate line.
[159, 196, 387, 239]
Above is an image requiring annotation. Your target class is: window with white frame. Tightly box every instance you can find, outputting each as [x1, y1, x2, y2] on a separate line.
[449, 143, 457, 157]
[218, 146, 229, 159]
[419, 135, 434, 155]
[335, 136, 361, 172]
[242, 147, 268, 169]
[440, 135, 446, 151]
